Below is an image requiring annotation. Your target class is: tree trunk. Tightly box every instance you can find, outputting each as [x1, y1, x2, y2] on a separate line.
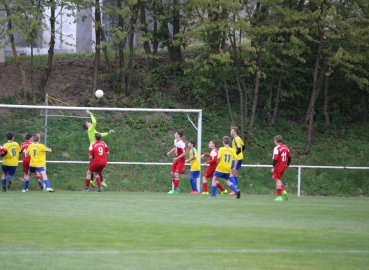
[139, 1, 152, 69]
[222, 66, 235, 125]
[92, 0, 102, 98]
[127, 3, 139, 95]
[4, 3, 27, 97]
[267, 71, 275, 123]
[117, 0, 127, 95]
[167, 0, 182, 63]
[269, 70, 283, 125]
[321, 75, 330, 133]
[39, 0, 55, 96]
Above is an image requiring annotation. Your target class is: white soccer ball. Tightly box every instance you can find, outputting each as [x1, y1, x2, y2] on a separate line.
[95, 89, 104, 98]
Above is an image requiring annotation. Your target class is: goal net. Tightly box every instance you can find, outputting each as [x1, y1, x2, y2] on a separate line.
[0, 103, 203, 192]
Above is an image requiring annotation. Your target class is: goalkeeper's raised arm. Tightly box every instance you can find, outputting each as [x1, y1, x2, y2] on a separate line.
[83, 110, 114, 144]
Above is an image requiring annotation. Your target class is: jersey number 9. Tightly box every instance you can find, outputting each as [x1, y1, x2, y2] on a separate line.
[98, 147, 103, 156]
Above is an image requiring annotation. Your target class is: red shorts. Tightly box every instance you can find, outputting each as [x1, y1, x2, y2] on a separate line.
[23, 160, 30, 174]
[204, 167, 216, 179]
[171, 160, 185, 173]
[272, 171, 285, 181]
[89, 162, 106, 174]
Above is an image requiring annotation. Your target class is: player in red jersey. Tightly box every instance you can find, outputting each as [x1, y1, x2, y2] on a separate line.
[21, 133, 43, 190]
[272, 135, 291, 201]
[201, 140, 228, 195]
[167, 129, 186, 194]
[84, 133, 109, 192]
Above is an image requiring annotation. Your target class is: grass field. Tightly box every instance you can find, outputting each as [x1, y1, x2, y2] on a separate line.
[0, 192, 368, 270]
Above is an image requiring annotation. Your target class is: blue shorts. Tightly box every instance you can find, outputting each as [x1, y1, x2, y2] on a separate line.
[29, 167, 46, 173]
[2, 165, 17, 176]
[232, 160, 243, 171]
[190, 171, 200, 178]
[214, 171, 230, 180]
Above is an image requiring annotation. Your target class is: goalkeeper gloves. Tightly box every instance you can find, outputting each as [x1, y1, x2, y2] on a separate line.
[109, 130, 115, 134]
[86, 110, 92, 115]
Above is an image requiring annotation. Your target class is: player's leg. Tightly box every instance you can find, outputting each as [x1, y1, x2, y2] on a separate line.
[211, 175, 219, 198]
[229, 161, 237, 195]
[34, 169, 43, 190]
[2, 165, 7, 192]
[94, 166, 105, 192]
[273, 171, 284, 201]
[22, 162, 30, 192]
[224, 173, 241, 199]
[84, 169, 93, 191]
[189, 171, 199, 194]
[89, 162, 96, 187]
[168, 163, 177, 194]
[38, 168, 54, 192]
[202, 175, 209, 194]
[99, 173, 107, 187]
[6, 166, 17, 190]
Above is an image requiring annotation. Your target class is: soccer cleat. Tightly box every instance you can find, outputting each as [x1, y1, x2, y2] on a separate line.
[90, 180, 96, 187]
[221, 190, 229, 195]
[190, 191, 199, 194]
[201, 191, 209, 195]
[46, 188, 55, 192]
[2, 187, 6, 192]
[229, 191, 236, 196]
[210, 196, 216, 199]
[275, 196, 283, 201]
[97, 187, 103, 192]
[101, 181, 108, 187]
[37, 180, 43, 190]
[83, 188, 90, 192]
[168, 189, 179, 194]
[282, 190, 289, 201]
[236, 191, 241, 199]
[7, 180, 12, 190]
[22, 189, 28, 193]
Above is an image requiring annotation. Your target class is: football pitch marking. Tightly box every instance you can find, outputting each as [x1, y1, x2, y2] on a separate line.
[2, 249, 369, 255]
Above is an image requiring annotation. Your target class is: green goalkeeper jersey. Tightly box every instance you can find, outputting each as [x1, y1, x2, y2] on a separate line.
[87, 115, 108, 144]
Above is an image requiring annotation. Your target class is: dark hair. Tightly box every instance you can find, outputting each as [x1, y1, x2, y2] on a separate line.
[176, 129, 184, 138]
[25, 133, 33, 140]
[6, 131, 14, 140]
[274, 135, 283, 143]
[231, 127, 239, 135]
[188, 140, 196, 147]
[33, 134, 40, 142]
[223, 136, 230, 145]
[95, 133, 102, 141]
[210, 140, 217, 147]
[83, 122, 89, 130]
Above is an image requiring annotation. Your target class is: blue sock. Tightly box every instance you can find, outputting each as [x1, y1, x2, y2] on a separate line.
[229, 184, 239, 193]
[7, 175, 13, 182]
[23, 180, 30, 190]
[44, 180, 51, 188]
[235, 176, 238, 186]
[230, 176, 237, 186]
[1, 179, 6, 188]
[211, 186, 217, 197]
[190, 177, 198, 192]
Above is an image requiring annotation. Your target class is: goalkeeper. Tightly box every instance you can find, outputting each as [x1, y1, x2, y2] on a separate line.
[83, 110, 114, 187]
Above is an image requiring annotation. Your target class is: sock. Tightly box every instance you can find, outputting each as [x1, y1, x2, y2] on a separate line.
[277, 189, 282, 196]
[281, 185, 285, 191]
[190, 177, 197, 191]
[36, 172, 41, 180]
[85, 179, 90, 188]
[173, 179, 179, 190]
[7, 175, 12, 182]
[216, 181, 225, 191]
[229, 176, 237, 186]
[203, 182, 208, 192]
[2, 179, 6, 188]
[96, 176, 102, 187]
[229, 184, 239, 193]
[211, 185, 217, 197]
[23, 180, 29, 190]
[235, 176, 238, 186]
[99, 173, 104, 182]
[44, 180, 51, 188]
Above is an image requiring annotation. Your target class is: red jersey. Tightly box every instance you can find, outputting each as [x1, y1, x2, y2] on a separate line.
[89, 141, 109, 164]
[174, 139, 186, 161]
[273, 144, 291, 172]
[204, 148, 218, 170]
[21, 140, 32, 162]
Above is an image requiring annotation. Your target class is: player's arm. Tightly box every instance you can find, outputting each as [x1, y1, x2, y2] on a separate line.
[201, 153, 210, 158]
[167, 147, 176, 156]
[235, 137, 243, 155]
[186, 150, 196, 163]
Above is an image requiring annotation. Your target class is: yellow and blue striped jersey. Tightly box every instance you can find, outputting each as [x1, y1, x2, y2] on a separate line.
[2, 141, 21, 166]
[216, 147, 237, 173]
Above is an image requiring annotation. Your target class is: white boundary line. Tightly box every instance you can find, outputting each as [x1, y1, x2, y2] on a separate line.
[1, 249, 368, 255]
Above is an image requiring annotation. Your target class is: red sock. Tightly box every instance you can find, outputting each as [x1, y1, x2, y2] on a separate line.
[281, 185, 285, 191]
[216, 181, 225, 192]
[96, 176, 102, 187]
[277, 189, 282, 196]
[173, 179, 180, 190]
[85, 179, 90, 188]
[203, 182, 208, 192]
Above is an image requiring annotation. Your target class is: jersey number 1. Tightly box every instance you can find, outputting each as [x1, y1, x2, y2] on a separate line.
[224, 154, 231, 162]
[281, 152, 287, 162]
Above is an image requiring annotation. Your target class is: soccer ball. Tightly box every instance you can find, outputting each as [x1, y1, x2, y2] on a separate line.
[95, 89, 104, 98]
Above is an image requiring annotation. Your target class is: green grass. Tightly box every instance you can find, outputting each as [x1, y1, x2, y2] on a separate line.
[0, 192, 368, 269]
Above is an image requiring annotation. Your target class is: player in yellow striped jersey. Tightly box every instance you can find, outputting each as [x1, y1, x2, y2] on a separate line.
[25, 134, 55, 192]
[229, 127, 245, 195]
[1, 131, 21, 191]
[211, 136, 240, 199]
[185, 140, 200, 194]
